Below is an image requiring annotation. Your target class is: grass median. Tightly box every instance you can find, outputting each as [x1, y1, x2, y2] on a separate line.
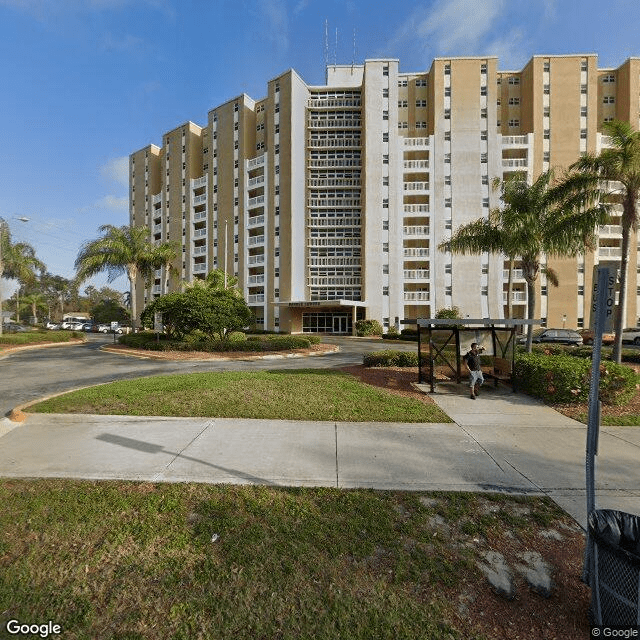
[0, 330, 83, 349]
[0, 479, 589, 640]
[28, 369, 451, 423]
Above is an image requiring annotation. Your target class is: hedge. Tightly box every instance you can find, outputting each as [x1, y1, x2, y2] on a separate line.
[117, 333, 320, 352]
[514, 352, 638, 405]
[363, 350, 427, 367]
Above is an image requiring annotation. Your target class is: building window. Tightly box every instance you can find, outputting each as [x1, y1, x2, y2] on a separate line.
[445, 198, 452, 208]
[543, 61, 550, 72]
[581, 60, 588, 71]
[383, 65, 389, 76]
[481, 63, 487, 74]
[383, 110, 389, 120]
[383, 264, 389, 274]
[480, 86, 487, 96]
[541, 286, 547, 296]
[581, 106, 587, 116]
[383, 243, 389, 252]
[444, 64, 451, 75]
[416, 99, 427, 107]
[578, 285, 585, 295]
[508, 76, 520, 85]
[543, 129, 550, 139]
[508, 97, 520, 105]
[544, 151, 551, 162]
[603, 74, 616, 83]
[445, 87, 451, 97]
[383, 132, 389, 142]
[580, 129, 587, 139]
[383, 286, 389, 296]
[383, 154, 389, 164]
[383, 220, 389, 230]
[481, 130, 488, 140]
[603, 96, 615, 104]
[508, 119, 520, 127]
[581, 84, 588, 94]
[445, 286, 452, 295]
[445, 264, 452, 274]
[398, 100, 408, 108]
[444, 153, 451, 163]
[383, 198, 389, 208]
[482, 198, 489, 208]
[383, 88, 389, 98]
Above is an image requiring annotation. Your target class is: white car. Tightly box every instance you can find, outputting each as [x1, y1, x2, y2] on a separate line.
[622, 328, 640, 345]
[45, 321, 60, 330]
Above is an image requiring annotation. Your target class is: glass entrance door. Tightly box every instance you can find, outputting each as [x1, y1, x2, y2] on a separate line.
[333, 315, 348, 334]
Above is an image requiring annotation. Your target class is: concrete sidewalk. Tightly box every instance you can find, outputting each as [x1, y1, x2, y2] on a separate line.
[0, 383, 638, 528]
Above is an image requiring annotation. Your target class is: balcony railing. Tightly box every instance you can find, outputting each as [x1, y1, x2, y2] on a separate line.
[308, 119, 361, 129]
[247, 175, 265, 188]
[153, 223, 162, 233]
[404, 204, 429, 215]
[404, 269, 430, 280]
[191, 176, 207, 189]
[193, 194, 207, 205]
[403, 225, 430, 236]
[503, 269, 524, 280]
[247, 154, 266, 170]
[193, 246, 207, 256]
[247, 215, 265, 228]
[502, 158, 528, 169]
[403, 292, 430, 301]
[193, 228, 207, 238]
[307, 98, 361, 109]
[308, 138, 361, 148]
[248, 275, 265, 285]
[502, 135, 529, 147]
[248, 235, 265, 246]
[308, 198, 361, 208]
[248, 294, 265, 304]
[307, 158, 361, 168]
[308, 178, 361, 188]
[403, 160, 429, 171]
[248, 195, 265, 209]
[153, 285, 162, 294]
[404, 248, 430, 258]
[503, 292, 527, 302]
[151, 193, 162, 205]
[193, 263, 207, 273]
[248, 254, 265, 265]
[599, 224, 623, 237]
[194, 210, 207, 221]
[599, 246, 622, 258]
[403, 137, 430, 148]
[404, 182, 429, 192]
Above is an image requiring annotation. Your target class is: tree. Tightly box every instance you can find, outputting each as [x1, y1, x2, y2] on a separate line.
[141, 287, 253, 341]
[560, 120, 640, 363]
[439, 170, 608, 352]
[75, 225, 177, 330]
[91, 299, 130, 325]
[435, 307, 461, 320]
[21, 292, 48, 324]
[0, 225, 44, 334]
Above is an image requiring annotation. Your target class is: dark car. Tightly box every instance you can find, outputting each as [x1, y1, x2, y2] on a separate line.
[3, 323, 29, 333]
[519, 328, 583, 346]
[579, 329, 615, 345]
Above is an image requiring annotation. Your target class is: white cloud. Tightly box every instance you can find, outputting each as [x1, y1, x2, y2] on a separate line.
[485, 29, 526, 70]
[94, 195, 128, 211]
[293, 0, 309, 16]
[257, 0, 289, 55]
[100, 157, 129, 188]
[388, 0, 507, 57]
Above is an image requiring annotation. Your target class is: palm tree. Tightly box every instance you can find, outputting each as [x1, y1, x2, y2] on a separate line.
[75, 225, 177, 330]
[560, 120, 640, 363]
[439, 170, 608, 352]
[0, 225, 44, 335]
[21, 292, 48, 324]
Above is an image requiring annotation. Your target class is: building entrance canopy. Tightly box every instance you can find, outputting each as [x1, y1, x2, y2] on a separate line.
[415, 318, 541, 392]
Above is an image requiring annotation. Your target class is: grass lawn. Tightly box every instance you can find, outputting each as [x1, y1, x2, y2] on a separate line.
[28, 369, 451, 422]
[0, 330, 83, 349]
[0, 480, 589, 640]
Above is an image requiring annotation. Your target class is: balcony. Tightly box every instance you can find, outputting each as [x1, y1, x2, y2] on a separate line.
[403, 292, 430, 302]
[153, 223, 162, 233]
[308, 178, 361, 188]
[404, 181, 429, 193]
[248, 254, 265, 265]
[247, 154, 266, 170]
[502, 158, 528, 169]
[503, 292, 527, 303]
[404, 269, 430, 280]
[191, 176, 207, 189]
[152, 193, 162, 205]
[404, 248, 430, 258]
[501, 135, 529, 147]
[404, 204, 429, 215]
[248, 294, 265, 304]
[193, 245, 207, 256]
[307, 97, 362, 109]
[308, 137, 362, 149]
[599, 224, 623, 238]
[193, 228, 207, 238]
[307, 158, 361, 168]
[599, 246, 622, 258]
[152, 285, 162, 294]
[403, 160, 429, 171]
[308, 198, 361, 208]
[194, 210, 207, 221]
[248, 195, 265, 209]
[248, 275, 265, 285]
[193, 263, 207, 273]
[247, 215, 265, 228]
[193, 194, 207, 206]
[403, 225, 430, 237]
[247, 175, 265, 188]
[308, 118, 361, 129]
[503, 269, 524, 280]
[403, 137, 430, 149]
[248, 235, 265, 246]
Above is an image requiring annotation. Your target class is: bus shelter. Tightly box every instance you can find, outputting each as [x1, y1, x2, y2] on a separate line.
[416, 318, 541, 392]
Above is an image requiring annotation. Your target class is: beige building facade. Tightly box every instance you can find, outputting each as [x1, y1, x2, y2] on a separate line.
[130, 53, 640, 333]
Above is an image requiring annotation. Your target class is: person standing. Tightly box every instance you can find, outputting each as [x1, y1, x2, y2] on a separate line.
[464, 342, 485, 399]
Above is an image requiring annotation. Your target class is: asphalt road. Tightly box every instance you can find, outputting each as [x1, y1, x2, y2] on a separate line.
[0, 333, 418, 417]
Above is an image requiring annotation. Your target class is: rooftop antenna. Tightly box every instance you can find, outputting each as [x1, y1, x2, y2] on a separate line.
[334, 27, 338, 66]
[323, 19, 328, 69]
[351, 28, 356, 72]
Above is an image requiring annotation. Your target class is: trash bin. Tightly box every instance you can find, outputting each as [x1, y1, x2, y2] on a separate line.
[588, 509, 640, 626]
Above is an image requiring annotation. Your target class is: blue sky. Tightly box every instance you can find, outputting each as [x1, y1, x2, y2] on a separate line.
[1, 0, 639, 295]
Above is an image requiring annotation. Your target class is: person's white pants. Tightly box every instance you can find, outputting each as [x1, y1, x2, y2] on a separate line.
[469, 370, 484, 388]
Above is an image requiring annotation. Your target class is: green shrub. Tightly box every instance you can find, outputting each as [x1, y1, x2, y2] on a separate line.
[363, 350, 427, 367]
[355, 319, 383, 337]
[227, 331, 247, 343]
[514, 352, 638, 405]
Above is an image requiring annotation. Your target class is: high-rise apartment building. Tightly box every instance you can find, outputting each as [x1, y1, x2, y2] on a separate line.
[130, 53, 640, 334]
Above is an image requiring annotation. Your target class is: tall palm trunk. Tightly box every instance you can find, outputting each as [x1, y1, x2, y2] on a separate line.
[612, 206, 633, 363]
[525, 278, 536, 353]
[507, 258, 514, 319]
[128, 264, 138, 331]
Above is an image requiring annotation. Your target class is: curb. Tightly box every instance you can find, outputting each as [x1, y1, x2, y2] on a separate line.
[0, 339, 85, 359]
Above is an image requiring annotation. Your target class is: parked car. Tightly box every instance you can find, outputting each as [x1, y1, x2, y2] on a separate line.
[622, 328, 640, 345]
[518, 328, 583, 346]
[81, 322, 95, 331]
[3, 323, 29, 333]
[45, 321, 60, 330]
[66, 321, 85, 331]
[578, 329, 615, 345]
